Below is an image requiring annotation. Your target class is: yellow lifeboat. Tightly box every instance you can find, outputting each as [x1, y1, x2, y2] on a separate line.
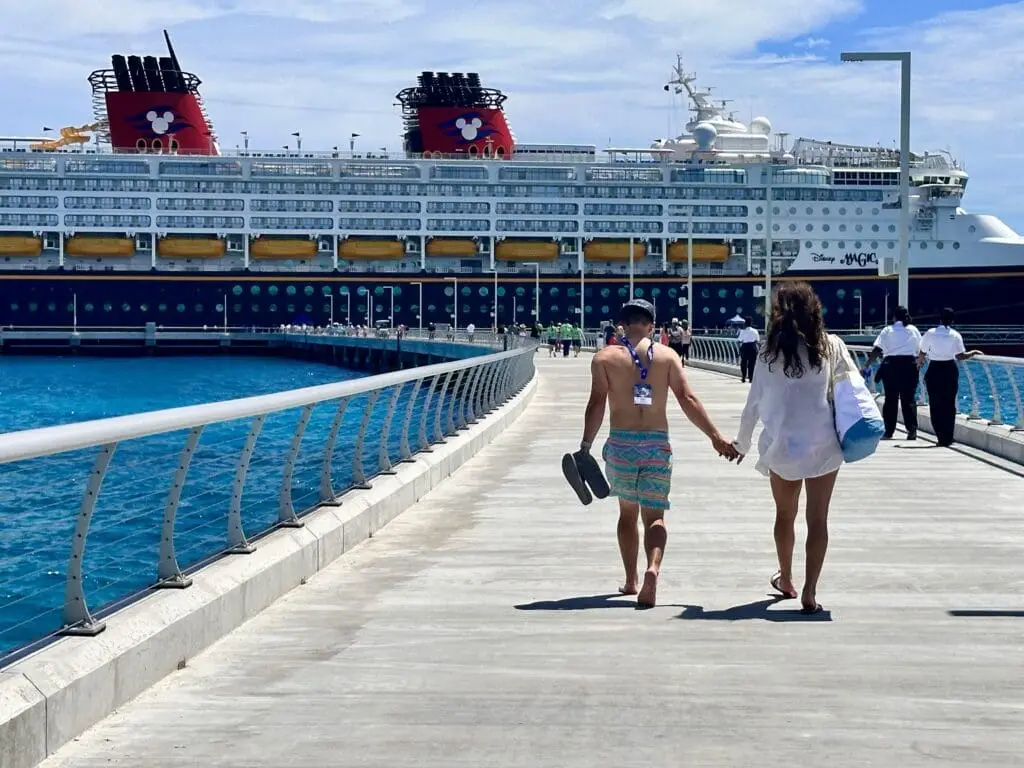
[495, 240, 559, 261]
[583, 240, 646, 262]
[0, 235, 42, 256]
[667, 241, 730, 263]
[250, 237, 318, 260]
[338, 239, 404, 260]
[425, 238, 477, 258]
[157, 236, 226, 259]
[65, 236, 134, 258]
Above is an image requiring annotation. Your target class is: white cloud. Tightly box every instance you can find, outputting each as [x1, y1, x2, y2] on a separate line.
[0, 0, 1020, 228]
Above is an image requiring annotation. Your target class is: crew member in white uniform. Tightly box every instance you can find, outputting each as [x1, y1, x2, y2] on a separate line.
[917, 307, 982, 447]
[862, 306, 922, 440]
[737, 317, 761, 383]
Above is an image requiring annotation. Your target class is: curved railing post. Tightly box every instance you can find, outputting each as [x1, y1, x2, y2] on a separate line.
[61, 442, 118, 636]
[398, 378, 423, 463]
[228, 414, 265, 554]
[979, 361, 1003, 425]
[1005, 363, 1024, 430]
[434, 371, 453, 443]
[463, 363, 484, 425]
[352, 390, 380, 489]
[378, 383, 404, 475]
[278, 404, 313, 527]
[447, 367, 466, 435]
[418, 374, 440, 451]
[155, 426, 203, 590]
[319, 397, 350, 506]
[962, 362, 982, 420]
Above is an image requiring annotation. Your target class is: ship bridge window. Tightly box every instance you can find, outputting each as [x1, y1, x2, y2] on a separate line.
[587, 168, 663, 183]
[251, 161, 332, 177]
[249, 216, 333, 230]
[499, 167, 576, 182]
[0, 158, 57, 173]
[67, 159, 150, 175]
[671, 169, 746, 184]
[339, 164, 419, 179]
[0, 195, 58, 208]
[496, 219, 578, 233]
[431, 166, 489, 180]
[159, 161, 242, 176]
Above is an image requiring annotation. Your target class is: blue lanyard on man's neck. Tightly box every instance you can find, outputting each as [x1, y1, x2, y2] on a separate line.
[621, 337, 654, 381]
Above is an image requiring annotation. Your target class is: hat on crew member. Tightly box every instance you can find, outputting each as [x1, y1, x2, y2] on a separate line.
[618, 299, 656, 326]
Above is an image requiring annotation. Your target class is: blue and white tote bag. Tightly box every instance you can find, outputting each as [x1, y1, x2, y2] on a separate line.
[829, 335, 885, 462]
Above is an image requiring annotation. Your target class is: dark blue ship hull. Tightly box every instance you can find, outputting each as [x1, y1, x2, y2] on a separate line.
[0, 268, 1021, 330]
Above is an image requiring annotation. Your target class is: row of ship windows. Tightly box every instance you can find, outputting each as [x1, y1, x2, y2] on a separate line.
[0, 177, 889, 202]
[0, 197, 761, 218]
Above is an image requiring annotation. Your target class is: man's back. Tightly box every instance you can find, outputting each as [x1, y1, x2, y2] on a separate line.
[595, 339, 672, 432]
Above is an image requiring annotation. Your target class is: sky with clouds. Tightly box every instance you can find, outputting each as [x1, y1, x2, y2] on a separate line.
[1, 0, 1021, 229]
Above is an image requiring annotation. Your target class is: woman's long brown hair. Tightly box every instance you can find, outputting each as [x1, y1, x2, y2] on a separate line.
[761, 281, 829, 378]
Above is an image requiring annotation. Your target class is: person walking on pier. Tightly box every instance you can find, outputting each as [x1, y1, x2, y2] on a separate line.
[733, 282, 846, 615]
[737, 317, 760, 383]
[862, 306, 922, 440]
[917, 308, 982, 447]
[580, 299, 738, 608]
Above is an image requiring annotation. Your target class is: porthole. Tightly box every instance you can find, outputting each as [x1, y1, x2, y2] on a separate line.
[719, 306, 727, 314]
[701, 288, 711, 299]
[789, 206, 796, 215]
[838, 241, 846, 249]
[215, 303, 223, 312]
[839, 207, 847, 215]
[839, 224, 847, 232]
[936, 241, 945, 249]
[479, 286, 490, 297]
[702, 306, 710, 314]
[287, 285, 297, 296]
[953, 241, 960, 249]
[969, 225, 976, 233]
[772, 224, 780, 232]
[460, 286, 471, 297]
[28, 302, 38, 312]
[756, 206, 763, 215]
[871, 224, 879, 232]
[268, 285, 279, 296]
[717, 288, 728, 299]
[103, 302, 112, 312]
[822, 224, 830, 232]
[84, 303, 94, 312]
[194, 303, 203, 313]
[823, 207, 830, 215]
[805, 224, 813, 232]
[788, 224, 797, 232]
[321, 286, 331, 296]
[772, 207, 780, 215]
[854, 242, 862, 249]
[251, 304, 260, 312]
[140, 303, 149, 312]
[805, 240, 813, 248]
[822, 242, 829, 249]
[888, 224, 896, 232]
[304, 286, 314, 296]
[47, 302, 56, 312]
[920, 242, 927, 249]
[158, 303, 168, 312]
[837, 288, 846, 299]
[232, 285, 243, 296]
[121, 303, 130, 312]
[755, 223, 764, 231]
[306, 304, 314, 312]
[269, 304, 278, 312]
[887, 242, 895, 249]
[250, 285, 260, 296]
[855, 224, 863, 232]
[176, 304, 186, 313]
[871, 241, 878, 249]
[856, 207, 863, 215]
[872, 208, 880, 215]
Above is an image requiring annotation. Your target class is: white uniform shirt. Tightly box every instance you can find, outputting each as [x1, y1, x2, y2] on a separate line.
[737, 327, 760, 344]
[919, 326, 966, 361]
[735, 335, 846, 482]
[873, 321, 921, 357]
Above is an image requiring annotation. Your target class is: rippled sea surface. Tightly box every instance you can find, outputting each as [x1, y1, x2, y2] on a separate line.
[0, 356, 451, 657]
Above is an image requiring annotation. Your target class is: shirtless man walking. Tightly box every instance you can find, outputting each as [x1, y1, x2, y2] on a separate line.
[579, 300, 738, 607]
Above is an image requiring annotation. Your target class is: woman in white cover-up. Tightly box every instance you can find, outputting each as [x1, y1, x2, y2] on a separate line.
[733, 282, 844, 614]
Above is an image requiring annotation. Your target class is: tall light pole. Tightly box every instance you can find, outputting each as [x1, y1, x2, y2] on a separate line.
[411, 281, 423, 330]
[329, 292, 334, 325]
[522, 262, 540, 326]
[443, 276, 458, 329]
[841, 50, 911, 308]
[578, 266, 585, 329]
[486, 269, 498, 331]
[383, 286, 395, 327]
[343, 292, 351, 324]
[856, 294, 863, 333]
[223, 293, 228, 332]
[764, 169, 774, 332]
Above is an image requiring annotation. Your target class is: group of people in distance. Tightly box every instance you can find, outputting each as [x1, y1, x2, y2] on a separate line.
[579, 280, 978, 613]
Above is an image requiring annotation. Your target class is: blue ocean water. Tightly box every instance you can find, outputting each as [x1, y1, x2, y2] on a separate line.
[0, 356, 449, 657]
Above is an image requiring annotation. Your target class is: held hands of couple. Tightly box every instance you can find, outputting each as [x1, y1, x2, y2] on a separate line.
[711, 434, 740, 462]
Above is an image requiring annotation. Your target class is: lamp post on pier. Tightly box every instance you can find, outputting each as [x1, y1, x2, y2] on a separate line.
[410, 281, 423, 330]
[522, 261, 540, 326]
[841, 50, 911, 307]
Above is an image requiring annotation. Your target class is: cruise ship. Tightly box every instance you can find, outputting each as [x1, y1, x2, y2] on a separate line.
[1, 35, 1022, 332]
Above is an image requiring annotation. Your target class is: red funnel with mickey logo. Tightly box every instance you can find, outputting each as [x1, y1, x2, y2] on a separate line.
[397, 72, 515, 157]
[89, 31, 218, 155]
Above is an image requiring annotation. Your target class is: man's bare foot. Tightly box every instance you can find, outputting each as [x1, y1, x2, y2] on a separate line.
[618, 581, 638, 596]
[636, 569, 658, 608]
[800, 589, 823, 614]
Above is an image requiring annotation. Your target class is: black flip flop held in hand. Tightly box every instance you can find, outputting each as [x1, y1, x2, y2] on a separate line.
[574, 450, 610, 499]
[561, 453, 593, 505]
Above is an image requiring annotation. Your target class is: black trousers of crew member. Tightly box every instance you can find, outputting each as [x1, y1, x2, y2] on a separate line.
[924, 359, 959, 446]
[880, 355, 919, 437]
[562, 339, 571, 357]
[739, 342, 758, 382]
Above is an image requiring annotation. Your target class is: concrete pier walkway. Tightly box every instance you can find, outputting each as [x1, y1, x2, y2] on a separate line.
[40, 356, 1024, 767]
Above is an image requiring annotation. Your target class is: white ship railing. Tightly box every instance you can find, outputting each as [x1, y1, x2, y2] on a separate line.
[688, 335, 1024, 429]
[0, 342, 536, 654]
